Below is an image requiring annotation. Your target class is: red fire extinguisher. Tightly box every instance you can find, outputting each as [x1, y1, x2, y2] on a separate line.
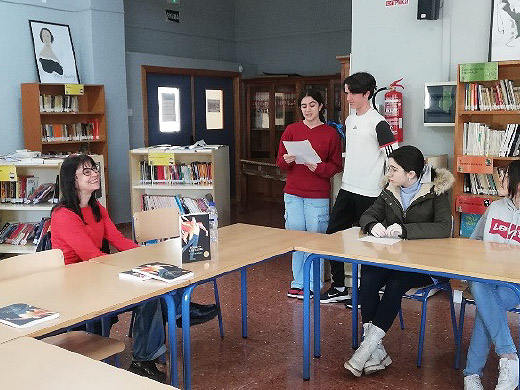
[372, 78, 404, 142]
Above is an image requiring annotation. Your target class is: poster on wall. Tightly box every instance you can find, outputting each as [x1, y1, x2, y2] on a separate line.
[489, 0, 520, 61]
[205, 89, 224, 130]
[29, 20, 80, 84]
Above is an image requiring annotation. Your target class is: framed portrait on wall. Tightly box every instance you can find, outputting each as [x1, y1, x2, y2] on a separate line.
[489, 0, 520, 61]
[29, 20, 80, 83]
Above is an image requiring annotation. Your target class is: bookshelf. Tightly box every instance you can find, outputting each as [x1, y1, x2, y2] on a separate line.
[453, 61, 520, 237]
[129, 146, 230, 226]
[0, 156, 105, 254]
[21, 83, 109, 204]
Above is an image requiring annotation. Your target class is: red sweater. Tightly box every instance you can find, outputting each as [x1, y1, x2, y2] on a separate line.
[50, 202, 138, 265]
[276, 122, 343, 198]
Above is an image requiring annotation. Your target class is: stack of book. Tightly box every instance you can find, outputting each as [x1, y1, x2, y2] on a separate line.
[39, 94, 79, 113]
[0, 217, 50, 246]
[463, 122, 520, 157]
[464, 80, 520, 111]
[139, 161, 212, 185]
[0, 176, 40, 203]
[41, 120, 100, 142]
[141, 194, 209, 214]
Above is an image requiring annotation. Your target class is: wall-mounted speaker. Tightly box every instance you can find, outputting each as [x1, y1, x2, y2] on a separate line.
[417, 0, 440, 20]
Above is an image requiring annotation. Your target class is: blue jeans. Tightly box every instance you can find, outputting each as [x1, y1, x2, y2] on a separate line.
[284, 193, 329, 291]
[132, 291, 182, 361]
[464, 281, 520, 376]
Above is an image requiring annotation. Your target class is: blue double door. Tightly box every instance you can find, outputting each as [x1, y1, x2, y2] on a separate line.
[146, 73, 236, 197]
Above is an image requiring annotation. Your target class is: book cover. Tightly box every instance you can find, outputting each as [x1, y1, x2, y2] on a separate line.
[0, 303, 59, 328]
[118, 270, 152, 281]
[132, 262, 194, 283]
[460, 213, 483, 238]
[181, 213, 211, 263]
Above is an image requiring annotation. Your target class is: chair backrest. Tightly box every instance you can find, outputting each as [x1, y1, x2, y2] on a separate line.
[133, 207, 180, 244]
[0, 249, 64, 281]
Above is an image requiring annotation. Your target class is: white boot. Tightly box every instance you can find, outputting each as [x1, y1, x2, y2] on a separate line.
[496, 357, 519, 390]
[464, 374, 483, 390]
[364, 341, 392, 375]
[344, 323, 385, 377]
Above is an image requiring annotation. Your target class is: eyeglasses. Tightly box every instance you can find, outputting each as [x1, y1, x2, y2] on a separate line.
[386, 165, 400, 173]
[82, 166, 99, 176]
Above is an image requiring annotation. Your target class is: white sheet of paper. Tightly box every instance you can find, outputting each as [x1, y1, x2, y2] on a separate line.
[283, 140, 322, 165]
[358, 235, 402, 245]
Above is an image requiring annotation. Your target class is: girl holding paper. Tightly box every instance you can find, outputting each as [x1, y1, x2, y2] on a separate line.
[344, 145, 453, 377]
[276, 89, 342, 299]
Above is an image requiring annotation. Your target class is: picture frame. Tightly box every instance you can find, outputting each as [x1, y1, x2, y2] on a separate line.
[29, 20, 80, 84]
[489, 0, 520, 61]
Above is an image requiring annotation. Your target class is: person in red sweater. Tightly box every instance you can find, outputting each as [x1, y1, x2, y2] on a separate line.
[50, 154, 217, 382]
[276, 90, 342, 299]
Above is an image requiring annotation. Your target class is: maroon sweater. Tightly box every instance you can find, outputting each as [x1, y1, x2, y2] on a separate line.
[276, 122, 342, 198]
[51, 202, 138, 265]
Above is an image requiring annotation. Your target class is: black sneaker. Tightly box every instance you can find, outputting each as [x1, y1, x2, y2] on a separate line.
[320, 287, 350, 303]
[345, 296, 362, 309]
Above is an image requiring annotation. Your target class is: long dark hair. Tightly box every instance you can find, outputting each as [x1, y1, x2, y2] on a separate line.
[299, 89, 326, 123]
[506, 160, 520, 199]
[51, 154, 101, 223]
[389, 145, 425, 179]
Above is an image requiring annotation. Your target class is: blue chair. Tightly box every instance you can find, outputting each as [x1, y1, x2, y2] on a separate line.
[454, 287, 520, 369]
[400, 279, 458, 367]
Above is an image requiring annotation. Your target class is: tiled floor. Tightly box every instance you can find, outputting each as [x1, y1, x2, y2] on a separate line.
[112, 200, 517, 389]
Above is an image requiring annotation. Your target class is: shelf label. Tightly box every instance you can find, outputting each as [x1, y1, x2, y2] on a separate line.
[148, 152, 175, 166]
[65, 84, 84, 95]
[456, 195, 493, 214]
[0, 165, 17, 182]
[457, 156, 493, 174]
[460, 62, 498, 82]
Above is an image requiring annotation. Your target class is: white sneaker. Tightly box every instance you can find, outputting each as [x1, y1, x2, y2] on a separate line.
[464, 374, 483, 390]
[496, 357, 519, 390]
[364, 342, 392, 375]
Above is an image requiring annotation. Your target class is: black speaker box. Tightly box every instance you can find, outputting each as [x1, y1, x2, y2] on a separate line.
[417, 0, 440, 20]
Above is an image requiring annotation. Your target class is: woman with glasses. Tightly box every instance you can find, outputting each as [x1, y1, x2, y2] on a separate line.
[50, 154, 217, 382]
[463, 161, 520, 390]
[344, 145, 453, 377]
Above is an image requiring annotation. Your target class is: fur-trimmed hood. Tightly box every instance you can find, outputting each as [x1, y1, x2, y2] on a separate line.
[383, 167, 454, 208]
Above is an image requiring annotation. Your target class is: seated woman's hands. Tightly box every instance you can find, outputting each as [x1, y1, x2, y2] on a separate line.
[371, 223, 387, 237]
[370, 223, 402, 238]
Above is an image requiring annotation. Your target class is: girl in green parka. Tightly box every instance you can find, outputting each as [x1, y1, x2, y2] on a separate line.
[344, 145, 454, 377]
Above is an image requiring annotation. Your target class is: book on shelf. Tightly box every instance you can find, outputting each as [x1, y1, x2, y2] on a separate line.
[460, 213, 483, 238]
[39, 94, 79, 113]
[181, 213, 211, 263]
[42, 122, 99, 142]
[0, 303, 59, 328]
[463, 167, 506, 196]
[0, 218, 50, 246]
[141, 194, 209, 215]
[131, 262, 193, 283]
[118, 270, 152, 281]
[0, 176, 41, 204]
[139, 161, 213, 186]
[464, 80, 520, 111]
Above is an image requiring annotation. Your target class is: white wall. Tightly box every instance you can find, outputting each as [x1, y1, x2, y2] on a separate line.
[351, 1, 490, 162]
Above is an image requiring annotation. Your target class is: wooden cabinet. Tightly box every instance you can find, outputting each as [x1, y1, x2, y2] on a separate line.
[21, 83, 109, 203]
[241, 75, 341, 203]
[129, 146, 230, 226]
[452, 61, 520, 236]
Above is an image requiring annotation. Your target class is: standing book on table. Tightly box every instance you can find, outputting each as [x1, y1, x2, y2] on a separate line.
[0, 303, 59, 328]
[180, 213, 211, 263]
[131, 262, 193, 283]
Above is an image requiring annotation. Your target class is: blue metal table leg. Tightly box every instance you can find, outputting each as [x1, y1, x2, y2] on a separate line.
[302, 255, 313, 380]
[241, 267, 248, 338]
[352, 262, 359, 349]
[312, 254, 321, 358]
[162, 293, 178, 387]
[505, 283, 520, 376]
[182, 285, 196, 390]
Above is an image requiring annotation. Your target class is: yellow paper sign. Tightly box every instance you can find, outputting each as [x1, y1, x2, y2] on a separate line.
[65, 84, 84, 95]
[0, 165, 17, 182]
[148, 152, 175, 166]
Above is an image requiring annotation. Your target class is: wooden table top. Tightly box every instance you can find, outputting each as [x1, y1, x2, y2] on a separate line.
[0, 261, 188, 344]
[294, 227, 520, 284]
[0, 337, 175, 389]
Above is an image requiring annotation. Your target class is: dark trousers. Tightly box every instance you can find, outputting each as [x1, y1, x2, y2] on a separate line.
[326, 189, 377, 288]
[360, 265, 433, 332]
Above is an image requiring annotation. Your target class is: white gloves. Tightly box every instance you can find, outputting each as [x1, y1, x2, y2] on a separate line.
[370, 223, 402, 238]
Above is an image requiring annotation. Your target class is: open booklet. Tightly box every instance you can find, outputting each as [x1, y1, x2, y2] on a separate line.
[129, 262, 194, 283]
[0, 303, 59, 328]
